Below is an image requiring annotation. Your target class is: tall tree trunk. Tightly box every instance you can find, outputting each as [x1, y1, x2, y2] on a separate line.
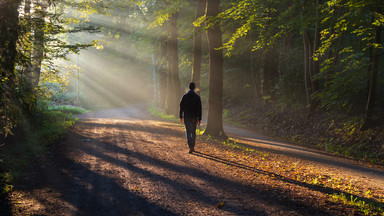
[309, 1, 321, 115]
[250, 32, 261, 100]
[24, 0, 32, 82]
[157, 36, 168, 109]
[204, 0, 226, 138]
[165, 28, 173, 114]
[302, 0, 321, 117]
[303, 30, 314, 108]
[165, 12, 181, 116]
[365, 18, 382, 125]
[191, 0, 206, 93]
[250, 49, 261, 99]
[0, 0, 22, 135]
[312, 2, 321, 91]
[0, 1, 21, 84]
[263, 46, 277, 99]
[30, 0, 48, 87]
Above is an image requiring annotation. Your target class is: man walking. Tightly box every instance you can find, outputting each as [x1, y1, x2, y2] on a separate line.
[179, 82, 202, 153]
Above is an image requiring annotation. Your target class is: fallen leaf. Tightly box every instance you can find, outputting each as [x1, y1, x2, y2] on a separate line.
[216, 201, 225, 209]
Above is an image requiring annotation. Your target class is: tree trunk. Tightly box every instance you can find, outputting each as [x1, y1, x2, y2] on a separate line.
[0, 1, 21, 84]
[24, 0, 32, 83]
[303, 29, 317, 118]
[250, 49, 261, 99]
[365, 21, 381, 125]
[204, 0, 226, 139]
[302, 0, 321, 117]
[165, 12, 181, 116]
[165, 28, 173, 114]
[30, 0, 48, 87]
[250, 31, 261, 100]
[308, 1, 321, 115]
[157, 36, 168, 109]
[191, 0, 206, 93]
[263, 46, 278, 100]
[0, 0, 22, 135]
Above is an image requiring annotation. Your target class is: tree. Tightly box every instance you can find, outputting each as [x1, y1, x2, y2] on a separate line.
[300, 0, 322, 116]
[263, 46, 278, 99]
[204, 0, 226, 138]
[365, 5, 382, 125]
[191, 0, 206, 93]
[165, 11, 182, 116]
[0, 0, 23, 135]
[30, 0, 49, 87]
[317, 0, 384, 122]
[156, 35, 168, 109]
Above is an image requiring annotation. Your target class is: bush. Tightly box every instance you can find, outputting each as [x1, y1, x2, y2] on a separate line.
[0, 103, 78, 196]
[49, 105, 89, 115]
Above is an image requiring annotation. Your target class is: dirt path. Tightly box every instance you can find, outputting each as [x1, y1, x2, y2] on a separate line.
[223, 124, 384, 187]
[9, 104, 384, 215]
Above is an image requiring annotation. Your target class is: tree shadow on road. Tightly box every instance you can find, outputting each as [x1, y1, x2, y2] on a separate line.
[223, 136, 384, 179]
[14, 117, 361, 216]
[192, 151, 384, 210]
[66, 124, 335, 215]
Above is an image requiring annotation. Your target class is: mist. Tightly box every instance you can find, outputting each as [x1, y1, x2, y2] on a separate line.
[59, 9, 155, 109]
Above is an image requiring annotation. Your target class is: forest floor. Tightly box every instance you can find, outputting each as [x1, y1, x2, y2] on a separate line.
[7, 104, 384, 215]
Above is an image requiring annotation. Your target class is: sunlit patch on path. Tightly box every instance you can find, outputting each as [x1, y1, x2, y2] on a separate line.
[10, 105, 384, 216]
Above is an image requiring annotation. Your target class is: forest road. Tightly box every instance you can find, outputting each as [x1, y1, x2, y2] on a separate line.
[223, 124, 384, 185]
[10, 104, 384, 216]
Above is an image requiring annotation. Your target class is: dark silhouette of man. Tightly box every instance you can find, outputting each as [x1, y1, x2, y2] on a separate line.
[179, 82, 202, 153]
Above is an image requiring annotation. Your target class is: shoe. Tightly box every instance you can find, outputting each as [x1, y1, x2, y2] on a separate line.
[189, 147, 194, 154]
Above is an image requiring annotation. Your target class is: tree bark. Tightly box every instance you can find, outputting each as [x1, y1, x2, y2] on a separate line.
[157, 36, 168, 109]
[302, 0, 321, 117]
[165, 12, 181, 116]
[263, 46, 277, 99]
[30, 0, 48, 87]
[250, 31, 261, 100]
[0, 1, 21, 84]
[250, 49, 261, 99]
[365, 19, 381, 125]
[191, 0, 206, 93]
[303, 30, 313, 108]
[24, 0, 32, 82]
[0, 0, 22, 135]
[204, 0, 226, 138]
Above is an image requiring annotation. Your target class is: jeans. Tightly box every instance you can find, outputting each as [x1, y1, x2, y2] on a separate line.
[184, 118, 197, 149]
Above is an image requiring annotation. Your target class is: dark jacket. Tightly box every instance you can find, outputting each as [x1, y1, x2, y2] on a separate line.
[179, 90, 202, 120]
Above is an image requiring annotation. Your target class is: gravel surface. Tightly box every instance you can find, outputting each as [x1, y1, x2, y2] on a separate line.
[8, 104, 384, 216]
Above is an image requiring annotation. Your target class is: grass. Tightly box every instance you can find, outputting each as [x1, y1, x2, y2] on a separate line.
[330, 193, 384, 215]
[0, 105, 79, 199]
[48, 105, 89, 115]
[147, 105, 180, 123]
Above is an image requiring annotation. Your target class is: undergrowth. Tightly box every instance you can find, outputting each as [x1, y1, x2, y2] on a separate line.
[48, 105, 89, 115]
[226, 101, 384, 165]
[147, 105, 179, 123]
[330, 193, 384, 215]
[0, 104, 81, 206]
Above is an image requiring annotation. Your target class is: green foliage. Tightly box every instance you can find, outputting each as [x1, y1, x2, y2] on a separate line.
[318, 117, 383, 164]
[330, 193, 384, 215]
[49, 105, 89, 115]
[0, 102, 78, 195]
[314, 0, 384, 113]
[147, 105, 179, 123]
[219, 0, 297, 55]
